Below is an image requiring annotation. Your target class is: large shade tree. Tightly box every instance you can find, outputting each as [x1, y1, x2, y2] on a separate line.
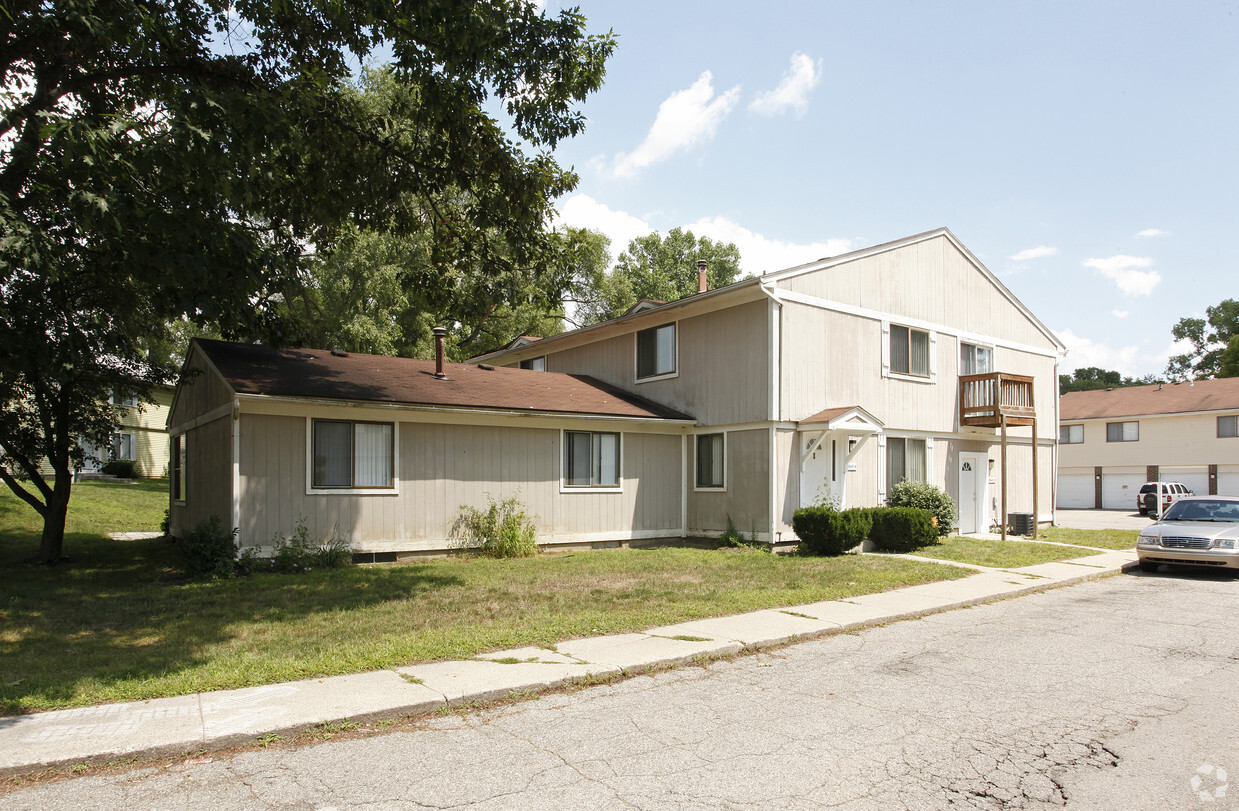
[1166, 299, 1239, 380]
[0, 0, 614, 562]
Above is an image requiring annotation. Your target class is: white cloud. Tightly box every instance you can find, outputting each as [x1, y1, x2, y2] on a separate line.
[1083, 255, 1161, 296]
[611, 71, 741, 178]
[1111, 309, 1129, 319]
[1009, 245, 1059, 262]
[685, 215, 854, 275]
[557, 194, 652, 254]
[748, 52, 823, 117]
[1055, 328, 1143, 376]
[1136, 228, 1170, 238]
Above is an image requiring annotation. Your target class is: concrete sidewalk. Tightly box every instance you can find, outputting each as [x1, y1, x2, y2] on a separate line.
[0, 548, 1137, 776]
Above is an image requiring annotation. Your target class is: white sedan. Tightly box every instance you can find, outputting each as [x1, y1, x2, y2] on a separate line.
[1137, 496, 1239, 572]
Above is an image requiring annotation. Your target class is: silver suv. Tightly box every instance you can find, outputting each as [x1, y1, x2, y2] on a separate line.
[1137, 481, 1193, 516]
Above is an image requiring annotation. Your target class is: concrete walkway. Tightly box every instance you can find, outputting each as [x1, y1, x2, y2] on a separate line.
[0, 548, 1137, 777]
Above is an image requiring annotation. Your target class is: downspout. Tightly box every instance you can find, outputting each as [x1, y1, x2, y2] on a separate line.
[231, 397, 241, 546]
[760, 280, 784, 546]
[680, 432, 688, 538]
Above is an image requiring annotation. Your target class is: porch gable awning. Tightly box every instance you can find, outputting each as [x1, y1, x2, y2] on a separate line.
[797, 405, 884, 433]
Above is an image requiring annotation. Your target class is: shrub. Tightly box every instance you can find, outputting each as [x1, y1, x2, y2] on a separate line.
[719, 514, 765, 550]
[887, 480, 955, 536]
[102, 459, 139, 478]
[242, 519, 354, 574]
[450, 494, 538, 558]
[792, 506, 873, 556]
[869, 507, 938, 553]
[180, 516, 238, 580]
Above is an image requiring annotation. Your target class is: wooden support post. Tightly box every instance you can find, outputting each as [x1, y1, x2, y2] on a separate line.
[1031, 417, 1039, 538]
[1000, 414, 1008, 541]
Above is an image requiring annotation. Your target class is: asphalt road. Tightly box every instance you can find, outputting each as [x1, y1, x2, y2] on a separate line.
[6, 568, 1238, 810]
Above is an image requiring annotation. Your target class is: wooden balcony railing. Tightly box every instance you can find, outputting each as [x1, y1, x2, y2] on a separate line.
[959, 372, 1036, 427]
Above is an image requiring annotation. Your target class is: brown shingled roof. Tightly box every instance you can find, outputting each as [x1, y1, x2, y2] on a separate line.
[194, 339, 693, 422]
[1060, 377, 1239, 420]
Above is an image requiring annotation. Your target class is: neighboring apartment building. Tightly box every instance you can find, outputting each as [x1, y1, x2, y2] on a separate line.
[166, 228, 1063, 555]
[1057, 378, 1239, 509]
[78, 387, 174, 478]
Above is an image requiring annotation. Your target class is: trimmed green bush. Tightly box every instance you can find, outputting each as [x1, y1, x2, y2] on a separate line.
[450, 494, 538, 558]
[887, 479, 956, 536]
[102, 459, 139, 478]
[180, 516, 238, 580]
[869, 507, 938, 553]
[792, 506, 873, 556]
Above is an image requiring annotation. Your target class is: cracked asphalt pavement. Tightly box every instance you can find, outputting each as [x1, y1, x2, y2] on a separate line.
[6, 569, 1239, 809]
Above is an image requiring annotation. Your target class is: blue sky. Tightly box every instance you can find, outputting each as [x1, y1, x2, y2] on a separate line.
[542, 1, 1239, 378]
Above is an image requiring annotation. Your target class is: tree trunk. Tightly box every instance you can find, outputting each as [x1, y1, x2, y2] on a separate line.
[36, 471, 72, 564]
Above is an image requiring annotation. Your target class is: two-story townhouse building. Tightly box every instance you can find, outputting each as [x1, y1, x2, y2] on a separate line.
[1057, 378, 1239, 509]
[166, 228, 1063, 556]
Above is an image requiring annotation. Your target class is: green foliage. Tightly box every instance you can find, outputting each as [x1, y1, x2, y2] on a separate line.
[718, 514, 765, 550]
[1167, 299, 1239, 379]
[450, 495, 539, 558]
[1058, 367, 1161, 392]
[180, 517, 239, 581]
[0, 0, 614, 562]
[101, 460, 139, 479]
[887, 480, 956, 536]
[239, 519, 354, 575]
[869, 508, 938, 553]
[792, 506, 873, 556]
[578, 228, 744, 324]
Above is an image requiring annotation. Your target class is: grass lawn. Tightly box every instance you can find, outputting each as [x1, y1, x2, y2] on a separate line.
[0, 483, 971, 715]
[905, 536, 1104, 568]
[1037, 526, 1139, 550]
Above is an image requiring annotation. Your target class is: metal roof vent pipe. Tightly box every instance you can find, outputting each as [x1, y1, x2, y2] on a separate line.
[697, 259, 708, 293]
[433, 326, 448, 379]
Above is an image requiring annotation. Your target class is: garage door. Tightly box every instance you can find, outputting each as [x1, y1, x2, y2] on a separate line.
[1056, 471, 1095, 508]
[1164, 467, 1210, 496]
[1220, 466, 1239, 496]
[1101, 467, 1145, 510]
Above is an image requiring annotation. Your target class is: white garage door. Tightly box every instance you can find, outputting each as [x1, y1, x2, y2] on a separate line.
[1056, 471, 1095, 508]
[1164, 468, 1210, 496]
[1102, 468, 1145, 510]
[1219, 466, 1239, 496]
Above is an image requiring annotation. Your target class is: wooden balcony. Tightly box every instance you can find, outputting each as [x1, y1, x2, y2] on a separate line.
[959, 372, 1036, 428]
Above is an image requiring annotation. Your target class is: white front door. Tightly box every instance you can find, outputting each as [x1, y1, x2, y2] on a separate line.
[958, 452, 988, 534]
[800, 433, 845, 509]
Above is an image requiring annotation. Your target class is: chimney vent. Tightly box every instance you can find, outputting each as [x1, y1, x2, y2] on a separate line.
[697, 259, 708, 293]
[433, 326, 448, 379]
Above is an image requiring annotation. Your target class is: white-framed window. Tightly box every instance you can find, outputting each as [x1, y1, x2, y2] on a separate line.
[885, 437, 927, 495]
[636, 323, 676, 381]
[519, 356, 546, 371]
[889, 324, 931, 378]
[1106, 421, 1139, 442]
[960, 342, 993, 375]
[1219, 415, 1238, 438]
[112, 432, 136, 461]
[563, 430, 620, 489]
[111, 389, 139, 408]
[311, 419, 394, 489]
[1059, 424, 1084, 444]
[171, 433, 187, 503]
[695, 432, 725, 490]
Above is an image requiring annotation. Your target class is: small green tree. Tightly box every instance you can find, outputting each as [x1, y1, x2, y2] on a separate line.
[887, 480, 956, 536]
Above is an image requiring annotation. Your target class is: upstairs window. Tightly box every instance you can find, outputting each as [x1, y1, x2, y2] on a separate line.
[519, 356, 546, 371]
[1106, 421, 1139, 442]
[312, 420, 394, 488]
[1219, 415, 1238, 438]
[1060, 424, 1084, 444]
[111, 389, 139, 408]
[636, 323, 676, 380]
[563, 431, 620, 488]
[890, 325, 930, 377]
[960, 342, 993, 375]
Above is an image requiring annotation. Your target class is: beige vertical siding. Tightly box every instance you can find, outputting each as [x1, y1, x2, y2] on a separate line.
[169, 415, 232, 538]
[544, 300, 770, 425]
[688, 428, 769, 535]
[237, 414, 683, 551]
[169, 350, 233, 430]
[778, 234, 1056, 350]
